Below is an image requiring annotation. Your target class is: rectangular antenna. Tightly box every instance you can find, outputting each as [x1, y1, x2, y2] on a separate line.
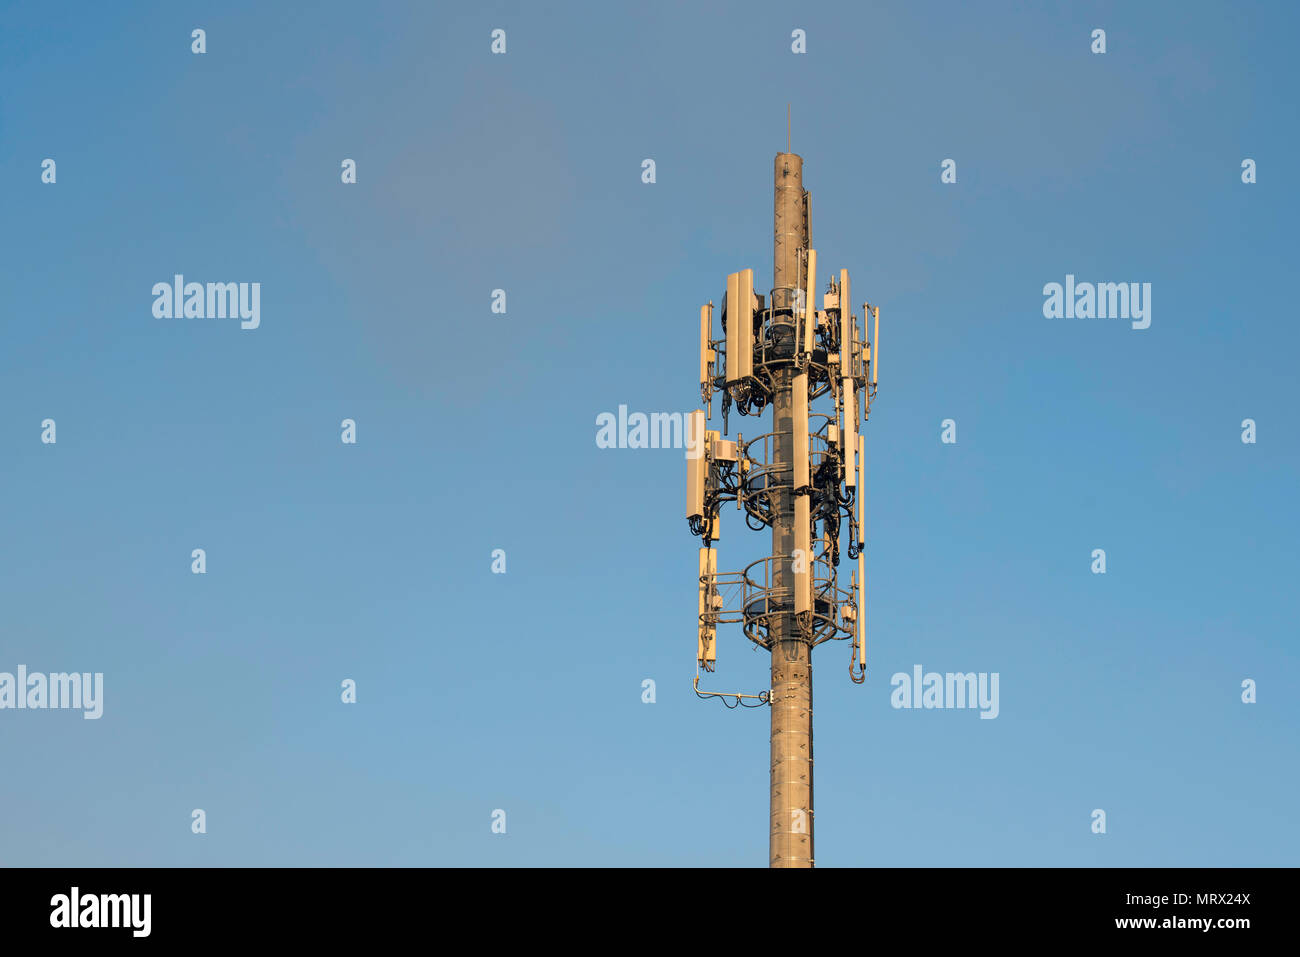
[737, 437, 747, 510]
[856, 549, 866, 670]
[795, 496, 811, 614]
[861, 302, 870, 412]
[851, 314, 860, 378]
[803, 249, 817, 354]
[873, 306, 880, 386]
[698, 547, 717, 666]
[686, 410, 706, 520]
[842, 382, 856, 487]
[737, 269, 755, 381]
[724, 273, 739, 383]
[699, 303, 713, 391]
[793, 373, 809, 489]
[839, 270, 851, 371]
[839, 271, 855, 485]
[856, 435, 865, 549]
[705, 430, 721, 539]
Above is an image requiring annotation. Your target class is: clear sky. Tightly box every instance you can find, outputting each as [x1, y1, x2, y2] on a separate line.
[1, 1, 1296, 866]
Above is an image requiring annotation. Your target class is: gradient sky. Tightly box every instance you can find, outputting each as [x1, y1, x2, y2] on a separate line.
[2, 1, 1297, 866]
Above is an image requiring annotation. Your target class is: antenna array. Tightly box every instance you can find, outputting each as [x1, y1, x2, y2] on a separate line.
[686, 150, 883, 866]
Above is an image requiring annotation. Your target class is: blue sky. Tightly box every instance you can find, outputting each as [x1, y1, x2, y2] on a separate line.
[1, 1, 1296, 866]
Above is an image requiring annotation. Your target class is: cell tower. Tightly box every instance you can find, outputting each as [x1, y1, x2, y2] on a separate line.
[687, 146, 881, 868]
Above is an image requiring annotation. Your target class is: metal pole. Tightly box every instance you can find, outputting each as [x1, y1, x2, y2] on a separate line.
[770, 152, 813, 868]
